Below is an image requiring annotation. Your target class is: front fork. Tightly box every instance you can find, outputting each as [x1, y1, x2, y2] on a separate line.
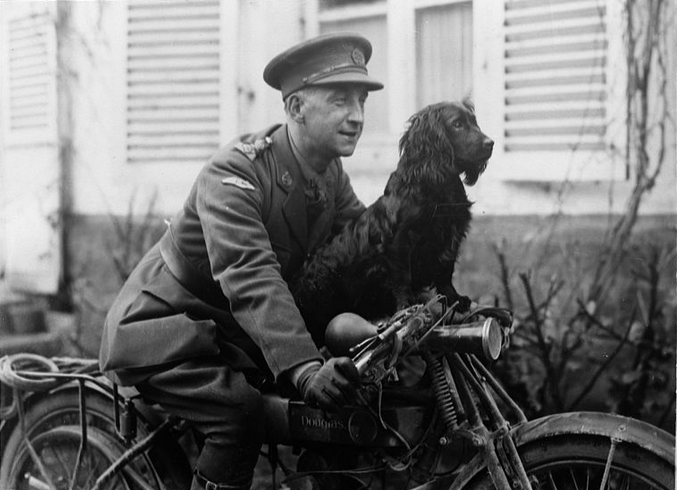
[429, 351, 534, 490]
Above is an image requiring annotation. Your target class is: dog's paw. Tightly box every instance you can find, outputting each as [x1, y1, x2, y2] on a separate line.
[438, 285, 472, 312]
[455, 295, 473, 312]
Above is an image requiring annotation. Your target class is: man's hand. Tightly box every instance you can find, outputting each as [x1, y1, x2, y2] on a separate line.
[297, 358, 361, 411]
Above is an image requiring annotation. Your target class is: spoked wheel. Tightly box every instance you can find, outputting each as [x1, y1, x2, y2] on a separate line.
[5, 426, 131, 490]
[521, 436, 672, 489]
[523, 437, 675, 490]
[467, 434, 675, 490]
[0, 389, 164, 490]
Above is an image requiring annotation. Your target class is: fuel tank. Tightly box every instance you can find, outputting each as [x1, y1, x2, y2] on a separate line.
[262, 389, 434, 447]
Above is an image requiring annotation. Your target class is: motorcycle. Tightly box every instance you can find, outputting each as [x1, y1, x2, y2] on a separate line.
[0, 295, 674, 490]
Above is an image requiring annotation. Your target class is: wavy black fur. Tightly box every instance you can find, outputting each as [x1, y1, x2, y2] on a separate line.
[290, 100, 493, 345]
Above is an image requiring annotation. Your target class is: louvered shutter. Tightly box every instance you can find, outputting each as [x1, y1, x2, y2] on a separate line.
[1, 4, 61, 293]
[3, 10, 57, 144]
[126, 1, 221, 165]
[503, 0, 607, 153]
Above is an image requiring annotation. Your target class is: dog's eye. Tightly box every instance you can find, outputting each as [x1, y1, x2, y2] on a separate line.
[451, 120, 464, 130]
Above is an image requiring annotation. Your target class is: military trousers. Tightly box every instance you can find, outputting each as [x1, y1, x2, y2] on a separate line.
[136, 356, 265, 490]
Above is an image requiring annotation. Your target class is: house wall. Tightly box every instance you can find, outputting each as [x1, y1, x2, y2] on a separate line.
[52, 0, 675, 357]
[0, 0, 674, 293]
[60, 0, 675, 222]
[65, 1, 306, 219]
[0, 3, 673, 427]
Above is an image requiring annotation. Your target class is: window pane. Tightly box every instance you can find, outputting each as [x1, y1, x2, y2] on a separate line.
[415, 2, 473, 109]
[320, 16, 389, 135]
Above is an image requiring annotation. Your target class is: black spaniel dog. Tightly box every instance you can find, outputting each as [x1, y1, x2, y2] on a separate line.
[291, 100, 494, 344]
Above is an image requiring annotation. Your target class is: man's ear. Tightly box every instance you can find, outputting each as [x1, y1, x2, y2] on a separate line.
[286, 94, 305, 124]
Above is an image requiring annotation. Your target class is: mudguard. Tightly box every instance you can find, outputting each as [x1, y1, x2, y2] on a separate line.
[412, 411, 675, 490]
[1, 380, 114, 447]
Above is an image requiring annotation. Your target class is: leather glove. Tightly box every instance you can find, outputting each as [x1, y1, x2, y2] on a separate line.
[297, 357, 361, 412]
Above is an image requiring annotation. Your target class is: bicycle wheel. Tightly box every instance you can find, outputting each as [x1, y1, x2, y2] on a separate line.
[465, 433, 674, 489]
[0, 388, 164, 490]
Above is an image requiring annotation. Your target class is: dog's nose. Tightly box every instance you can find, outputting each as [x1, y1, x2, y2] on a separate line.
[483, 137, 494, 151]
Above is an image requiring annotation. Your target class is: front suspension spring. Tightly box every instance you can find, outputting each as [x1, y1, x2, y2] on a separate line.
[424, 352, 459, 432]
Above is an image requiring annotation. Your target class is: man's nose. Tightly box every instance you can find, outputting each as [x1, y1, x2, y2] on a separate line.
[347, 100, 364, 124]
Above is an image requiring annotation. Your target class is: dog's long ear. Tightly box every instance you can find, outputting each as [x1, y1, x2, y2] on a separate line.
[398, 103, 454, 179]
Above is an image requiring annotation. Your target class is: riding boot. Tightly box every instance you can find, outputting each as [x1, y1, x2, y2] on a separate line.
[190, 470, 252, 490]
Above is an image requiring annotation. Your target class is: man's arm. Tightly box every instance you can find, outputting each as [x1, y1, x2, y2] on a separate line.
[196, 152, 322, 380]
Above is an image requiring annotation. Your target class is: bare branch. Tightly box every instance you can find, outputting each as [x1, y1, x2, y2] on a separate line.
[567, 309, 636, 410]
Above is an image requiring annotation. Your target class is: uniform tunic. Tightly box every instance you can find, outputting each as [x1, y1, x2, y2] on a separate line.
[99, 123, 365, 386]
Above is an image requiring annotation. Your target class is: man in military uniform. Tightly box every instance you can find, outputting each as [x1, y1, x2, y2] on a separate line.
[99, 33, 383, 490]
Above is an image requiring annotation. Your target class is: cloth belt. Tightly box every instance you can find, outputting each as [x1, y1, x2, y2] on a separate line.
[159, 228, 225, 306]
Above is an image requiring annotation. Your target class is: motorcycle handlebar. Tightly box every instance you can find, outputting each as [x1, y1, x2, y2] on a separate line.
[325, 312, 508, 371]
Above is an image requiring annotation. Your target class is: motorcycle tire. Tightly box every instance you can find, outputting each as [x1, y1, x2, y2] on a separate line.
[463, 431, 674, 489]
[0, 388, 164, 490]
[3, 425, 138, 490]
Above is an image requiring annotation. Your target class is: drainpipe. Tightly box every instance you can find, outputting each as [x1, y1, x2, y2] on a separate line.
[54, 1, 73, 312]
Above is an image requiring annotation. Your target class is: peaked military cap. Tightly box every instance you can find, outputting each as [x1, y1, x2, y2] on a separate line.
[263, 32, 384, 99]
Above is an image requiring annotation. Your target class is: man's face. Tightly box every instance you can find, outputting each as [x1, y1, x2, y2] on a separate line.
[298, 85, 369, 161]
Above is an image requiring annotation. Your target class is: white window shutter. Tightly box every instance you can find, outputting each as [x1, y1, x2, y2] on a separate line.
[1, 3, 61, 294]
[126, 1, 221, 165]
[3, 9, 58, 146]
[503, 0, 607, 153]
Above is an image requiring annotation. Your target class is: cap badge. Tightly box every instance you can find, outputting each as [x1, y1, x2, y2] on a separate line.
[351, 48, 365, 66]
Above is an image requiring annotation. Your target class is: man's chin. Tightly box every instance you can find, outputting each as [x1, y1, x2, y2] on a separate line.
[338, 141, 359, 157]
